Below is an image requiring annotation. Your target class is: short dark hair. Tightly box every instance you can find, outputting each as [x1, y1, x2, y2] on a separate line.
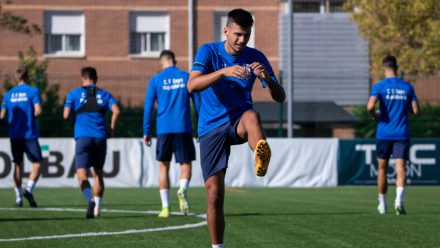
[382, 55, 398, 71]
[227, 9, 253, 29]
[81, 66, 98, 83]
[160, 50, 176, 65]
[16, 65, 29, 82]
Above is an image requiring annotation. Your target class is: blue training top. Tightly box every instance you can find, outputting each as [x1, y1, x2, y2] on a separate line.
[191, 41, 276, 136]
[143, 66, 193, 136]
[371, 77, 418, 140]
[64, 85, 116, 139]
[1, 84, 41, 139]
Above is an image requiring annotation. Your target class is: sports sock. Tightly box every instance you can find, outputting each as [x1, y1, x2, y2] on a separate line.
[82, 188, 92, 205]
[160, 189, 169, 208]
[94, 196, 101, 209]
[14, 187, 22, 203]
[179, 179, 190, 191]
[212, 244, 224, 248]
[395, 186, 405, 206]
[26, 180, 36, 194]
[378, 194, 386, 205]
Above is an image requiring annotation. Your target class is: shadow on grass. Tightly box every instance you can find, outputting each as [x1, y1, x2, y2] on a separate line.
[225, 211, 367, 217]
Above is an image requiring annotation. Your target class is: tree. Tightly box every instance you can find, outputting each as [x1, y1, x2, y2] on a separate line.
[0, 0, 41, 35]
[344, 0, 440, 80]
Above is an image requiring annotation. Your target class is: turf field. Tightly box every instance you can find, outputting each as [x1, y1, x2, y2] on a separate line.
[0, 187, 438, 248]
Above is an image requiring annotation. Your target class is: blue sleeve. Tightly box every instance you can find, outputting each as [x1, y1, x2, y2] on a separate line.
[143, 78, 157, 136]
[106, 92, 116, 109]
[64, 91, 74, 109]
[410, 85, 418, 102]
[1, 93, 9, 109]
[371, 83, 380, 98]
[191, 44, 212, 74]
[31, 89, 41, 105]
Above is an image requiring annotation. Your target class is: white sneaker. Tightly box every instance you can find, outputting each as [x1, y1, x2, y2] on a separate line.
[94, 207, 100, 218]
[377, 203, 387, 214]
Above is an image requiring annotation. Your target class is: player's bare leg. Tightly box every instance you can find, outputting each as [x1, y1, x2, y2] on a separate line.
[205, 170, 225, 246]
[22, 162, 41, 207]
[13, 163, 23, 206]
[237, 110, 271, 176]
[394, 159, 407, 215]
[92, 167, 104, 217]
[158, 161, 171, 217]
[77, 168, 94, 218]
[178, 163, 191, 214]
[377, 158, 389, 214]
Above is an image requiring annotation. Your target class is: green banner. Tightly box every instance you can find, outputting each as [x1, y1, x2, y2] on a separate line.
[338, 139, 440, 185]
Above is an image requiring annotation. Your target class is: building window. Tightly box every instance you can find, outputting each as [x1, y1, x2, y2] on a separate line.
[44, 11, 85, 57]
[129, 12, 169, 57]
[292, 0, 346, 13]
[214, 11, 255, 48]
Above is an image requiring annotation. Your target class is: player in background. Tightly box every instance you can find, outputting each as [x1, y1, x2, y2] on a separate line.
[63, 67, 120, 218]
[143, 50, 196, 218]
[187, 9, 285, 248]
[0, 65, 42, 208]
[367, 55, 420, 215]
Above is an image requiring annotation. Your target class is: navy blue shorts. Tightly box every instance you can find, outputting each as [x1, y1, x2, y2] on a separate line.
[10, 138, 43, 164]
[199, 116, 247, 181]
[376, 139, 409, 160]
[75, 138, 107, 169]
[156, 133, 196, 163]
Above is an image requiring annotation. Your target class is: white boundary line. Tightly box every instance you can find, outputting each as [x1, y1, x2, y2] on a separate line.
[0, 207, 207, 242]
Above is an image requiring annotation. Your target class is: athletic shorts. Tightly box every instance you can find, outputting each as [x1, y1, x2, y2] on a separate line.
[10, 138, 43, 163]
[376, 139, 409, 160]
[199, 116, 247, 181]
[156, 133, 196, 163]
[75, 138, 107, 169]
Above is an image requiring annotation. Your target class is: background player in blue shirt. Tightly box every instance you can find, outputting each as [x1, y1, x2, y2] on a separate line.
[143, 50, 196, 218]
[367, 55, 420, 215]
[1, 66, 42, 208]
[187, 9, 285, 248]
[63, 67, 120, 218]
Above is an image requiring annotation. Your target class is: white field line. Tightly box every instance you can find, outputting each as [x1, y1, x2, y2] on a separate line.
[0, 207, 207, 242]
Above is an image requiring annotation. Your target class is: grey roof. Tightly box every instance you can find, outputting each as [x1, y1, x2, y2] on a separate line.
[253, 101, 358, 124]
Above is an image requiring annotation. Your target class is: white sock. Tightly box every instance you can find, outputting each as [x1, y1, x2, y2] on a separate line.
[395, 186, 405, 206]
[94, 196, 101, 209]
[26, 180, 36, 194]
[14, 187, 22, 203]
[82, 188, 92, 204]
[212, 244, 224, 248]
[160, 189, 169, 208]
[378, 194, 386, 205]
[179, 179, 190, 190]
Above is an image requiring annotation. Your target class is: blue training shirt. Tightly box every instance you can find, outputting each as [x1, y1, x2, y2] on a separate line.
[371, 77, 418, 140]
[64, 85, 116, 139]
[191, 41, 276, 136]
[143, 66, 193, 136]
[1, 84, 41, 139]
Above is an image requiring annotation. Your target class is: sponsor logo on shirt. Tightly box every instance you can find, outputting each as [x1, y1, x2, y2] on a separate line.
[386, 88, 407, 100]
[162, 78, 185, 91]
[10, 92, 28, 103]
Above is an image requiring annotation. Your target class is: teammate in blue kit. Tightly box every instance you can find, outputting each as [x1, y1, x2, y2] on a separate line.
[143, 50, 196, 218]
[1, 66, 42, 208]
[63, 67, 120, 218]
[367, 55, 420, 215]
[187, 9, 285, 247]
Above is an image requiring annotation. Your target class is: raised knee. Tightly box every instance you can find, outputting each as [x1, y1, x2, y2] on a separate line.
[244, 110, 260, 122]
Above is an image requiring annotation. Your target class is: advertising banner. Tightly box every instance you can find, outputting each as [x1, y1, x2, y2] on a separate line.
[338, 139, 440, 185]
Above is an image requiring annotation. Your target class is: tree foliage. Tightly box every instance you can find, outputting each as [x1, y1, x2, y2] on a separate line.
[0, 0, 41, 36]
[344, 0, 440, 80]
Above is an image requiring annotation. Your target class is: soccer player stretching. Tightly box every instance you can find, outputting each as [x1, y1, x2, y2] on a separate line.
[143, 50, 196, 217]
[1, 66, 43, 208]
[63, 67, 120, 218]
[367, 55, 420, 215]
[187, 9, 285, 247]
